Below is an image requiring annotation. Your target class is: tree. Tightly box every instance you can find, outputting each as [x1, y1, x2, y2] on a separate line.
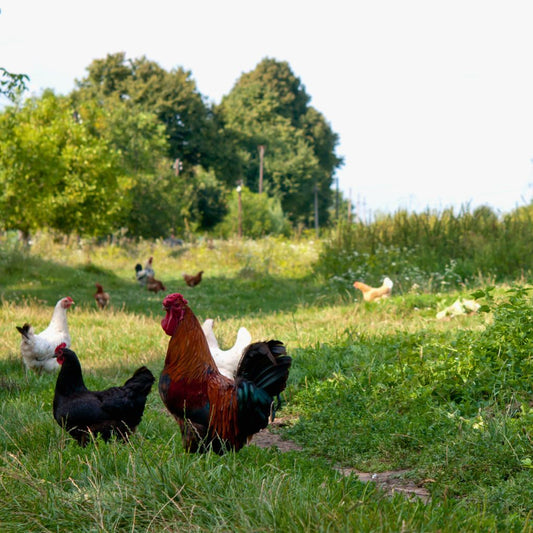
[193, 167, 228, 230]
[75, 53, 212, 167]
[217, 58, 343, 226]
[215, 186, 290, 238]
[0, 67, 29, 102]
[70, 96, 193, 239]
[0, 91, 129, 238]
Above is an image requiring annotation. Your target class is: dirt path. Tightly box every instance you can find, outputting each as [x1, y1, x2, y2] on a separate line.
[251, 421, 431, 503]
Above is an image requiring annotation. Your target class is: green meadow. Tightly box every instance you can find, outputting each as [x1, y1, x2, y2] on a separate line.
[1, 232, 531, 532]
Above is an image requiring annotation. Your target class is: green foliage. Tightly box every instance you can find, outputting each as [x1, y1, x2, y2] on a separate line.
[0, 67, 29, 102]
[216, 186, 290, 238]
[75, 52, 213, 167]
[1, 55, 345, 238]
[286, 291, 533, 528]
[218, 58, 342, 226]
[0, 92, 127, 238]
[192, 167, 229, 230]
[317, 206, 533, 292]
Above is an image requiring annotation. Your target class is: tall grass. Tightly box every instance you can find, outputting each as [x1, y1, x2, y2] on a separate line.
[317, 204, 533, 293]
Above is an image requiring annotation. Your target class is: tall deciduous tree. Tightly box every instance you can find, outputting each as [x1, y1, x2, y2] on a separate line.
[72, 96, 188, 239]
[75, 53, 212, 167]
[0, 91, 128, 239]
[217, 58, 343, 226]
[73, 53, 235, 233]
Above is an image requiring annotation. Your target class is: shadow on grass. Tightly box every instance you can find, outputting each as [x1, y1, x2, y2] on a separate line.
[1, 253, 334, 319]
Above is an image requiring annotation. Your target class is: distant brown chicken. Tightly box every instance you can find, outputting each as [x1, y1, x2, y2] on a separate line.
[146, 276, 166, 293]
[183, 271, 203, 287]
[353, 277, 393, 302]
[94, 283, 110, 309]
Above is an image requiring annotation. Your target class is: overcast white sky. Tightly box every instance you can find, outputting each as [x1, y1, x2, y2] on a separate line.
[2, 0, 533, 217]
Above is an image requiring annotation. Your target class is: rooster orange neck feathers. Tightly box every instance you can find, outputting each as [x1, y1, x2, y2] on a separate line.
[162, 294, 216, 378]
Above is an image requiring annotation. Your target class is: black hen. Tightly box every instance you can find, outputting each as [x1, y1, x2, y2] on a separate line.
[53, 343, 155, 446]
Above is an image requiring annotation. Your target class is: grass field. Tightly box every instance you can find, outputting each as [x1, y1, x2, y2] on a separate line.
[1, 233, 531, 532]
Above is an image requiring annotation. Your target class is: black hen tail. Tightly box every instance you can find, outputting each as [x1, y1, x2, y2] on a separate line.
[124, 366, 155, 395]
[236, 340, 292, 398]
[16, 323, 31, 339]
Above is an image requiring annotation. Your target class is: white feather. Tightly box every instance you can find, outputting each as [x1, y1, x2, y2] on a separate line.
[201, 319, 252, 379]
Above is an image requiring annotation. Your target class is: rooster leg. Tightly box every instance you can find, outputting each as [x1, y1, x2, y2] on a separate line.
[180, 418, 205, 452]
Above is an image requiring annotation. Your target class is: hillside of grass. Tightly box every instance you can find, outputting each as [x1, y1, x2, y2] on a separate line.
[1, 232, 531, 532]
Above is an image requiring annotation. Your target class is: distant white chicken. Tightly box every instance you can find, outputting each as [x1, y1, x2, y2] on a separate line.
[201, 318, 252, 379]
[436, 299, 481, 320]
[16, 296, 75, 373]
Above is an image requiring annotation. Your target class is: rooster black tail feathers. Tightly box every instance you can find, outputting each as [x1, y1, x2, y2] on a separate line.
[16, 323, 32, 339]
[236, 340, 292, 398]
[236, 341, 292, 435]
[125, 366, 155, 395]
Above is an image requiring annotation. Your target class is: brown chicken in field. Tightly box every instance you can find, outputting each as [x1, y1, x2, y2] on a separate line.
[146, 276, 166, 293]
[353, 277, 394, 302]
[183, 270, 203, 287]
[159, 293, 292, 454]
[94, 283, 110, 309]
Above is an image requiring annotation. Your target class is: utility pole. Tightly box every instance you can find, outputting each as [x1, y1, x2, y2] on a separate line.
[314, 184, 319, 237]
[237, 181, 243, 238]
[258, 145, 265, 193]
[335, 177, 339, 221]
[173, 158, 182, 176]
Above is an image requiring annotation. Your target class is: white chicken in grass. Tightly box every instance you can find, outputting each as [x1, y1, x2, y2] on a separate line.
[201, 318, 252, 379]
[16, 296, 74, 373]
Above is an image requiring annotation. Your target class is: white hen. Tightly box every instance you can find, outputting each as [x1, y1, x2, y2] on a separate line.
[201, 318, 252, 379]
[16, 296, 75, 373]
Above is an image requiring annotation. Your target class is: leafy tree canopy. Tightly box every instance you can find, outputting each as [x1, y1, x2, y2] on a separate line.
[0, 56, 344, 239]
[216, 185, 290, 238]
[0, 91, 128, 238]
[0, 67, 29, 102]
[218, 58, 343, 225]
[74, 53, 213, 168]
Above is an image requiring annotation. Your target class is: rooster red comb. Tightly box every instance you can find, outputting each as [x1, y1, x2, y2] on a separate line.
[55, 342, 67, 355]
[162, 293, 188, 309]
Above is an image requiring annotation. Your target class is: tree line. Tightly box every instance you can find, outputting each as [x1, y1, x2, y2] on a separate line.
[0, 54, 343, 240]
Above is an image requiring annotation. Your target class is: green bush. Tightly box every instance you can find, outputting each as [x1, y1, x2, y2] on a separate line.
[316, 205, 533, 292]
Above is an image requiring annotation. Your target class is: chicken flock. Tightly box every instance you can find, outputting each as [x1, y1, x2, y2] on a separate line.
[13, 255, 428, 452]
[13, 256, 293, 452]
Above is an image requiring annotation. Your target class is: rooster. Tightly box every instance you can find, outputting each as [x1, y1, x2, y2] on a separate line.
[201, 318, 252, 379]
[353, 277, 393, 302]
[16, 296, 75, 373]
[183, 270, 203, 287]
[146, 275, 166, 294]
[94, 283, 110, 309]
[135, 257, 155, 286]
[159, 293, 292, 453]
[52, 343, 155, 446]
